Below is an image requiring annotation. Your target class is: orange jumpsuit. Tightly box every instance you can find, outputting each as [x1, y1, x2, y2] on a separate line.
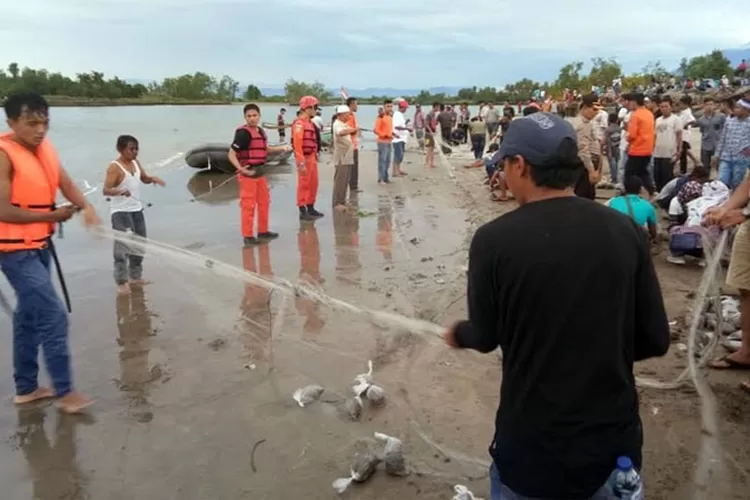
[292, 117, 319, 207]
[295, 224, 324, 336]
[240, 245, 273, 360]
[235, 125, 270, 237]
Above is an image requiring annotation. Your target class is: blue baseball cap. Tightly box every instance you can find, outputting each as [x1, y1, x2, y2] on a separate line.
[491, 112, 577, 168]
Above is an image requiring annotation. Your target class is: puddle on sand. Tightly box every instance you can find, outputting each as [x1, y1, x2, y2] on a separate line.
[0, 164, 491, 499]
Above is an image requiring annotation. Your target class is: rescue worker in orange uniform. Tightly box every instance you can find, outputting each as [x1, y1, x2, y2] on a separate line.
[293, 95, 324, 221]
[229, 103, 292, 246]
[0, 92, 100, 414]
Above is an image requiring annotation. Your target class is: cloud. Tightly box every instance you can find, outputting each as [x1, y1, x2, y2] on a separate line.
[1, 0, 747, 89]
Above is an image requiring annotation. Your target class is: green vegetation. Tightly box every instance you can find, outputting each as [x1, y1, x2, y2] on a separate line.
[0, 50, 735, 107]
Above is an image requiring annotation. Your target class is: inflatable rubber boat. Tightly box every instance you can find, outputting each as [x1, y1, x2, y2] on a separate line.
[185, 143, 293, 173]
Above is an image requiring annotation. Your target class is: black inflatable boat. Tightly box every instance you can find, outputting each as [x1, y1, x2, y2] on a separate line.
[185, 143, 293, 174]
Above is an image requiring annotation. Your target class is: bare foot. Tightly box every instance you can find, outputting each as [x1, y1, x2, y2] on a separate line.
[14, 387, 54, 405]
[117, 283, 131, 295]
[129, 278, 150, 286]
[57, 391, 94, 414]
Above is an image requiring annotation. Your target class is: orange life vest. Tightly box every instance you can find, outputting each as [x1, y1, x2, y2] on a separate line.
[295, 118, 318, 155]
[235, 125, 268, 167]
[0, 134, 60, 251]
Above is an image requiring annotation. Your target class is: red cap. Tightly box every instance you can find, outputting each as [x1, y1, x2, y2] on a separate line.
[399, 100, 408, 109]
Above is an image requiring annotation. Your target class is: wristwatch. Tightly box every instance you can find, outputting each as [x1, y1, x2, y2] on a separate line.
[742, 205, 750, 219]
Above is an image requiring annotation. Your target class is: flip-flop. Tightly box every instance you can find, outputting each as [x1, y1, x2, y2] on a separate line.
[709, 355, 750, 371]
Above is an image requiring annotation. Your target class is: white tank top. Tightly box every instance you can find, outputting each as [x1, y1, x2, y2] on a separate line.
[109, 160, 143, 214]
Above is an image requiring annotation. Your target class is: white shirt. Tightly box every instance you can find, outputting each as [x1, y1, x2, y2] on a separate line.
[312, 115, 324, 130]
[653, 114, 682, 159]
[392, 110, 408, 143]
[678, 108, 695, 140]
[332, 119, 354, 165]
[109, 160, 143, 214]
[618, 108, 631, 150]
[593, 109, 609, 141]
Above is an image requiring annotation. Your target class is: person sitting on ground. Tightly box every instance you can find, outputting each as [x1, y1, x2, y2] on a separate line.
[670, 165, 712, 225]
[606, 176, 658, 241]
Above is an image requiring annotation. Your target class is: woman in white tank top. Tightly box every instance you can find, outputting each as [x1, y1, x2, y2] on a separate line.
[102, 135, 165, 295]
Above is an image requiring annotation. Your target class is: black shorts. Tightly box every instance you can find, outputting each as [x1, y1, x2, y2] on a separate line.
[682, 141, 691, 151]
[425, 135, 435, 148]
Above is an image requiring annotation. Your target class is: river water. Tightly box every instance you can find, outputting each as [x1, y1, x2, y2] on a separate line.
[0, 105, 486, 499]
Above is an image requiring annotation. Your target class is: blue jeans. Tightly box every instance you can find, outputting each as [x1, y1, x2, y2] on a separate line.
[377, 142, 392, 182]
[490, 464, 616, 499]
[0, 248, 72, 397]
[718, 158, 750, 190]
[608, 150, 620, 183]
[392, 141, 405, 164]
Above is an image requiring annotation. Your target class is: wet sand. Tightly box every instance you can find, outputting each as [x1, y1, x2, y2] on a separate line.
[1, 141, 749, 499]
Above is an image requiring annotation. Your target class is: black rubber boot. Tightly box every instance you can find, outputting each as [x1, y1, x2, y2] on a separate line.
[243, 236, 260, 247]
[257, 231, 279, 241]
[307, 205, 324, 219]
[299, 206, 315, 221]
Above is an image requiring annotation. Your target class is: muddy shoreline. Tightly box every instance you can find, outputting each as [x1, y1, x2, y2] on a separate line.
[0, 143, 748, 499]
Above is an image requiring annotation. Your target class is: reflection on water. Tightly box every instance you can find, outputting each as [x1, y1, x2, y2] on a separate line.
[186, 171, 237, 205]
[115, 287, 155, 423]
[13, 409, 89, 500]
[333, 209, 362, 285]
[238, 245, 273, 362]
[296, 222, 325, 338]
[376, 198, 394, 262]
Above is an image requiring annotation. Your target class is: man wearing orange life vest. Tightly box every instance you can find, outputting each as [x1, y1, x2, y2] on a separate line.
[0, 92, 100, 414]
[228, 103, 293, 246]
[293, 95, 324, 221]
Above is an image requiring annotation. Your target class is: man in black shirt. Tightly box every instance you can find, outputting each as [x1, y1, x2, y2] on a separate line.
[445, 112, 670, 499]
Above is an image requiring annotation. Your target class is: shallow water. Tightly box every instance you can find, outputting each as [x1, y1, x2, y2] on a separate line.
[0, 111, 488, 497]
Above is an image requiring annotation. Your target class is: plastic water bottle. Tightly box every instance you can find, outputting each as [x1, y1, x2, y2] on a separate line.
[609, 456, 644, 499]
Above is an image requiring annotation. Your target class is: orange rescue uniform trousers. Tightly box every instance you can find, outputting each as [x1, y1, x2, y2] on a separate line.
[238, 175, 270, 237]
[296, 154, 319, 207]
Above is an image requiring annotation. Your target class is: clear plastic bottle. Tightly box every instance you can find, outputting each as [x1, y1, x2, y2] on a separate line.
[609, 456, 644, 500]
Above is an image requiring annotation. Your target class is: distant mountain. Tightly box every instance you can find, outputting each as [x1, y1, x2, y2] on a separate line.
[723, 46, 750, 66]
[254, 86, 463, 98]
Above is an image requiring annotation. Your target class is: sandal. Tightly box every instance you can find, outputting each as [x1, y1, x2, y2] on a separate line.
[709, 355, 750, 371]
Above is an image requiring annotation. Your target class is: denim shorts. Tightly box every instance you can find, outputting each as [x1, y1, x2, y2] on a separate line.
[393, 141, 406, 163]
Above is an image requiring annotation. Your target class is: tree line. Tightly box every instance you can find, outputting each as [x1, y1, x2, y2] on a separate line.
[0, 63, 241, 102]
[0, 50, 736, 105]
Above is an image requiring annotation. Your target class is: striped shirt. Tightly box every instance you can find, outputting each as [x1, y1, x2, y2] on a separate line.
[716, 116, 750, 161]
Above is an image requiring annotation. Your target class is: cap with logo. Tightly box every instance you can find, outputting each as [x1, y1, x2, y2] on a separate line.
[492, 112, 577, 168]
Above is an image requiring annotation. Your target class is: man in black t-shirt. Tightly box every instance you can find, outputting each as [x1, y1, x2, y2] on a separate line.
[447, 112, 669, 499]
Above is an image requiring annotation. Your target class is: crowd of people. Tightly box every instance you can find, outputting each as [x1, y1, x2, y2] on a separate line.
[2, 80, 750, 498]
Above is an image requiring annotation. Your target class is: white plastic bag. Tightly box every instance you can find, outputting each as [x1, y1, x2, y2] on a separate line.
[453, 485, 484, 500]
[365, 384, 386, 406]
[332, 451, 381, 493]
[374, 432, 408, 476]
[292, 385, 324, 407]
[353, 360, 374, 386]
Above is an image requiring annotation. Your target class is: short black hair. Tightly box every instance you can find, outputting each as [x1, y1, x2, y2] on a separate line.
[679, 95, 692, 105]
[116, 134, 138, 152]
[526, 137, 583, 189]
[243, 103, 260, 114]
[3, 91, 49, 120]
[623, 175, 643, 195]
[703, 97, 715, 103]
[432, 101, 441, 108]
[660, 95, 672, 105]
[690, 165, 711, 181]
[383, 99, 392, 105]
[580, 94, 598, 108]
[346, 97, 357, 106]
[523, 106, 540, 116]
[487, 142, 500, 153]
[632, 93, 645, 106]
[280, 107, 286, 111]
[608, 112, 618, 123]
[621, 93, 633, 102]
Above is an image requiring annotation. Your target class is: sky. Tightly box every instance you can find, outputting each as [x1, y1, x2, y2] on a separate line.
[2, 0, 749, 90]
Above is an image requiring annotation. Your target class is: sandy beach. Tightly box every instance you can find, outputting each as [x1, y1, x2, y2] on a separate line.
[0, 134, 748, 499]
